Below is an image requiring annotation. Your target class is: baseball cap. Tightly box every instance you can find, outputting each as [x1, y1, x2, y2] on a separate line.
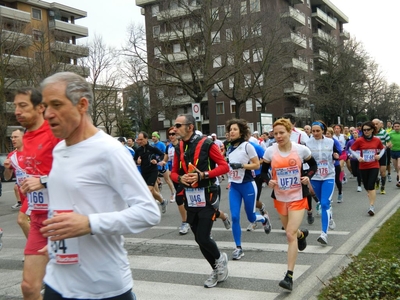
[211, 133, 216, 137]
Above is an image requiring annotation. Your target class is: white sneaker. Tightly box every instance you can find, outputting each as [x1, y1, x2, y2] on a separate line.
[170, 193, 176, 203]
[11, 202, 22, 210]
[204, 269, 218, 288]
[357, 186, 362, 192]
[232, 248, 244, 260]
[179, 223, 190, 235]
[329, 218, 336, 230]
[315, 202, 321, 216]
[161, 199, 168, 214]
[216, 252, 228, 282]
[246, 222, 259, 231]
[317, 232, 328, 245]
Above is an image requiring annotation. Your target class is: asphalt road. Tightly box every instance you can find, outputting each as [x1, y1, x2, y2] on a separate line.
[1, 174, 400, 299]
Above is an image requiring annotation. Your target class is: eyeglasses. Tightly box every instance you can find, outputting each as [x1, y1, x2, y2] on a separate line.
[168, 133, 175, 136]
[174, 123, 190, 128]
[363, 128, 372, 132]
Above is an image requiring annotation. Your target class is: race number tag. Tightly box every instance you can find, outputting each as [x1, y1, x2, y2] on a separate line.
[27, 188, 49, 211]
[48, 210, 79, 265]
[185, 188, 206, 207]
[317, 160, 329, 177]
[276, 166, 301, 190]
[362, 150, 375, 162]
[15, 169, 27, 186]
[228, 168, 245, 183]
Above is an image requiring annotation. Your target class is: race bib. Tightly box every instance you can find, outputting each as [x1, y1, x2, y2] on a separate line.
[15, 169, 27, 186]
[317, 160, 329, 177]
[228, 168, 245, 183]
[276, 166, 301, 191]
[362, 149, 375, 162]
[48, 210, 79, 265]
[185, 188, 206, 207]
[27, 188, 49, 211]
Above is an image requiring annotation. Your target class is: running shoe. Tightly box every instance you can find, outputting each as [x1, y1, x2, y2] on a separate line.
[246, 222, 258, 231]
[279, 273, 293, 291]
[375, 180, 379, 190]
[368, 205, 375, 216]
[204, 269, 218, 288]
[259, 203, 266, 215]
[262, 213, 272, 234]
[329, 218, 336, 230]
[388, 174, 392, 182]
[357, 186, 362, 192]
[315, 202, 321, 216]
[307, 213, 314, 225]
[161, 199, 168, 214]
[216, 252, 229, 282]
[232, 248, 244, 260]
[170, 193, 176, 203]
[297, 229, 308, 251]
[11, 202, 22, 210]
[0, 228, 3, 251]
[317, 232, 328, 245]
[337, 194, 343, 203]
[179, 222, 190, 235]
[380, 187, 386, 195]
[222, 213, 231, 230]
[342, 177, 347, 184]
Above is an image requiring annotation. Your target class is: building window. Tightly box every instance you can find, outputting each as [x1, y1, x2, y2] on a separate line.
[157, 89, 164, 99]
[257, 73, 264, 86]
[211, 7, 219, 20]
[211, 31, 220, 44]
[229, 77, 234, 89]
[176, 87, 184, 95]
[33, 29, 43, 41]
[226, 28, 233, 41]
[246, 99, 253, 112]
[306, 0, 310, 7]
[243, 50, 250, 63]
[310, 58, 314, 71]
[307, 17, 311, 29]
[173, 44, 181, 53]
[252, 23, 262, 36]
[216, 102, 224, 115]
[153, 26, 160, 37]
[170, 0, 178, 9]
[256, 99, 262, 111]
[224, 5, 232, 18]
[253, 48, 263, 62]
[213, 56, 222, 68]
[249, 0, 261, 12]
[227, 54, 234, 66]
[32, 8, 42, 20]
[241, 26, 249, 38]
[241, 1, 247, 15]
[230, 100, 236, 113]
[309, 38, 313, 50]
[244, 74, 251, 88]
[154, 46, 161, 58]
[151, 5, 159, 17]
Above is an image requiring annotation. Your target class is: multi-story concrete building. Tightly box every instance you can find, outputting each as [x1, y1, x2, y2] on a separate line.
[136, 0, 349, 137]
[0, 0, 89, 151]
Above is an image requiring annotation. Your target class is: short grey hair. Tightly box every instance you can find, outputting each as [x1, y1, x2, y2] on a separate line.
[40, 72, 93, 113]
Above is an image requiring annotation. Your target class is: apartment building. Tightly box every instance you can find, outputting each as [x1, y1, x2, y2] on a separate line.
[0, 0, 89, 150]
[136, 0, 349, 137]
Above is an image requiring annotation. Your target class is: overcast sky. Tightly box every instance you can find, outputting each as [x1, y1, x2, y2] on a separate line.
[60, 0, 399, 85]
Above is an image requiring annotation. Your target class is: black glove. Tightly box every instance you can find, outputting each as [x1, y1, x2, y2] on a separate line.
[230, 163, 243, 169]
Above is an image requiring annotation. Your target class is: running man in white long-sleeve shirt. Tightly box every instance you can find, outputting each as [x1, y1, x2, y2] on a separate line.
[39, 72, 161, 300]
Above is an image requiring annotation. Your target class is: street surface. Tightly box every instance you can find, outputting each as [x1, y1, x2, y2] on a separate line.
[1, 174, 400, 299]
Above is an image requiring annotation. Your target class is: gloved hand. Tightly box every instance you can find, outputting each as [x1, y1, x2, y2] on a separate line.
[230, 163, 243, 169]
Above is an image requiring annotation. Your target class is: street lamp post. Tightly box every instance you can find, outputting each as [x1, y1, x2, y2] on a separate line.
[211, 87, 219, 136]
[310, 103, 315, 122]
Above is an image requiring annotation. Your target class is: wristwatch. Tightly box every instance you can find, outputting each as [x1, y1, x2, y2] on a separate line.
[40, 175, 48, 188]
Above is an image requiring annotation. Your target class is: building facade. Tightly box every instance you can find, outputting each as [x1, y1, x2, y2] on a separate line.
[136, 0, 349, 137]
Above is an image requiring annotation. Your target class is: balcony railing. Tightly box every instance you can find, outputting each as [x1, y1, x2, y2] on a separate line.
[340, 30, 350, 40]
[312, 8, 336, 30]
[158, 26, 202, 42]
[51, 41, 89, 58]
[136, 0, 158, 6]
[0, 6, 30, 23]
[1, 30, 32, 47]
[160, 48, 204, 63]
[157, 4, 201, 21]
[280, 6, 306, 27]
[49, 20, 88, 38]
[313, 28, 331, 43]
[283, 58, 308, 72]
[58, 63, 90, 77]
[282, 32, 307, 49]
[162, 71, 204, 83]
[284, 82, 309, 95]
[2, 54, 32, 66]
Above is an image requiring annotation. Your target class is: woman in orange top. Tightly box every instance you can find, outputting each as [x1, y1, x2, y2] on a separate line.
[261, 118, 317, 291]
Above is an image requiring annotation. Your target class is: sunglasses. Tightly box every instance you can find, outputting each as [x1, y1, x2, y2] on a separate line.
[363, 128, 372, 132]
[174, 123, 190, 128]
[168, 133, 175, 136]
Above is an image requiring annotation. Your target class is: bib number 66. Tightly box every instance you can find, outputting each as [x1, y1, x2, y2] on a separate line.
[31, 191, 44, 203]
